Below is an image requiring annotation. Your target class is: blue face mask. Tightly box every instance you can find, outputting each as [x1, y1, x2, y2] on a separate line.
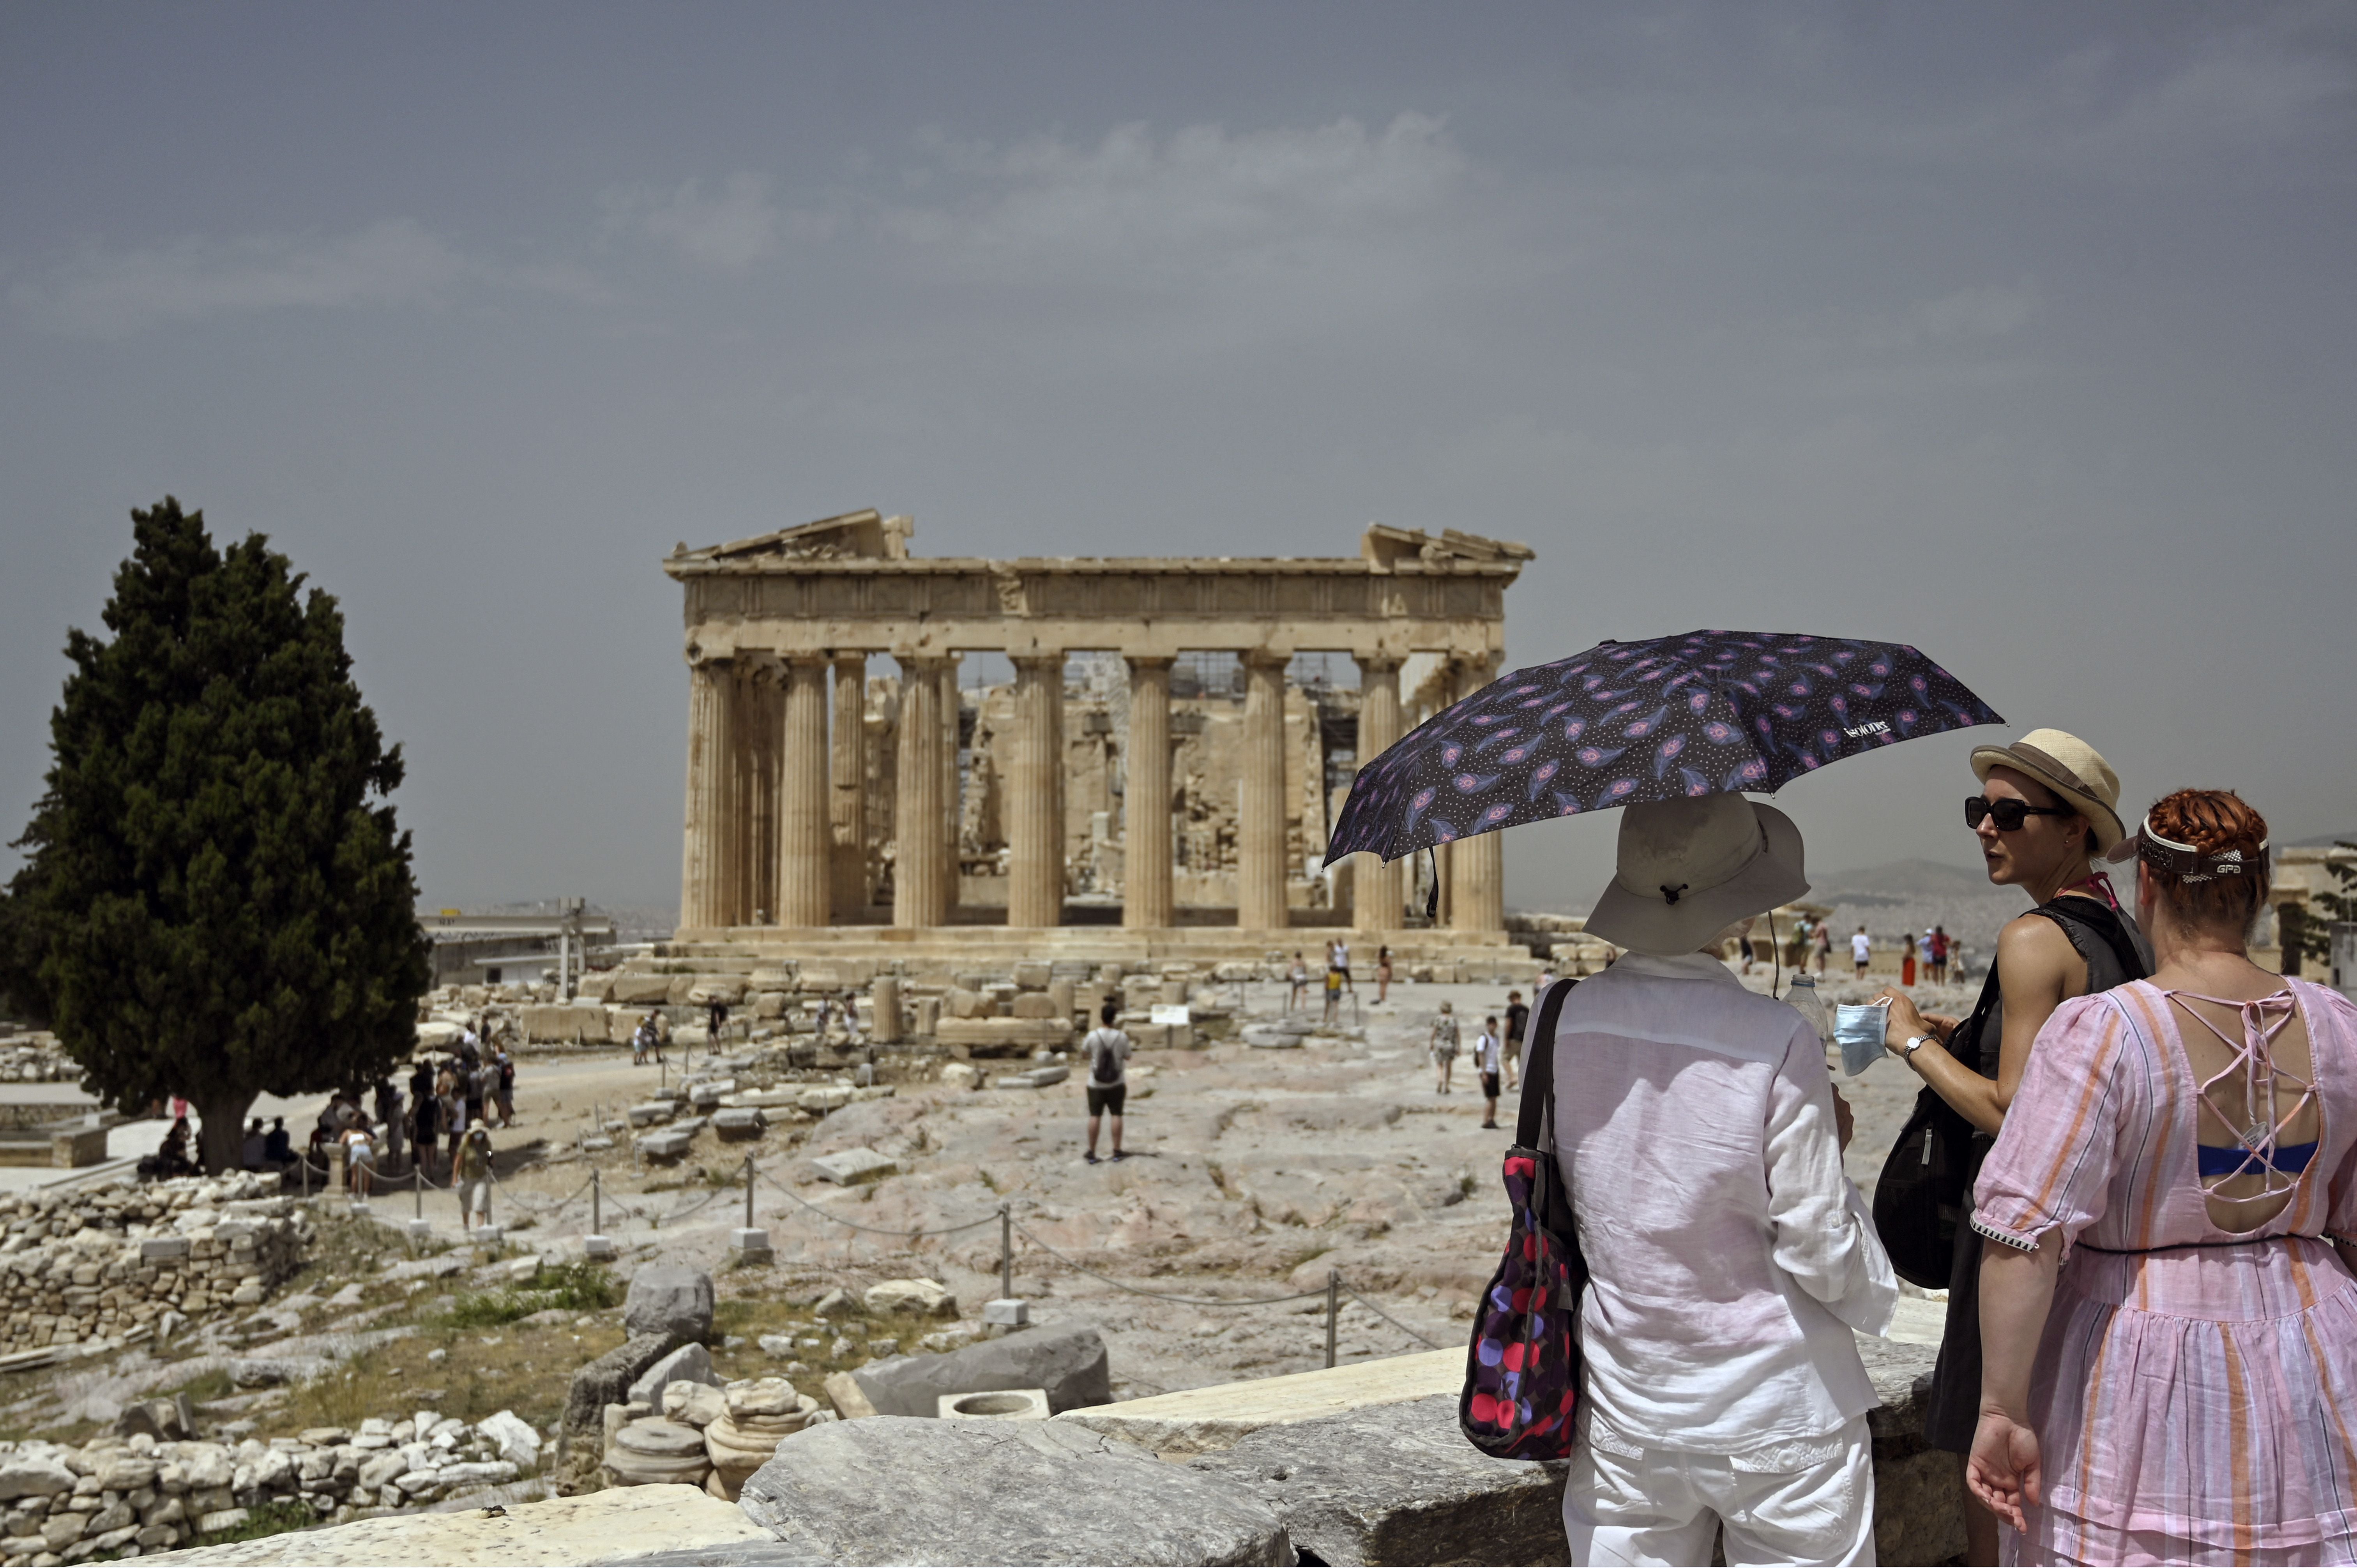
[1832, 1001, 1889, 1077]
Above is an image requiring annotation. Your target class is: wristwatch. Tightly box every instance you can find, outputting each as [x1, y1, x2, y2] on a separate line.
[1903, 1036, 1931, 1062]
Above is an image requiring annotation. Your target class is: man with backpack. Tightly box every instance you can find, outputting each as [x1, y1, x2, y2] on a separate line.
[1080, 1003, 1131, 1165]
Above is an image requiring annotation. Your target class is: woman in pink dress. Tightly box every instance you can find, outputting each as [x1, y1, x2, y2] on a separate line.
[1969, 789, 2357, 1564]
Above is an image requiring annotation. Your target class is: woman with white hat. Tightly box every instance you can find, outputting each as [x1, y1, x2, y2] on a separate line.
[1553, 791, 1896, 1566]
[1871, 727, 2150, 1565]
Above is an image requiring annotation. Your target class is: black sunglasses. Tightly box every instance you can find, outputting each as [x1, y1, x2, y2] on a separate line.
[1966, 795, 2071, 832]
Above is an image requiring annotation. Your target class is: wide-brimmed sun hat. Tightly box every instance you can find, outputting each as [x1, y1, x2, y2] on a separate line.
[1968, 728, 2125, 856]
[1585, 793, 1809, 956]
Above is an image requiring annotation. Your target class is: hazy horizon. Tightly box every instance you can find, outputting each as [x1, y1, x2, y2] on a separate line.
[5, 3, 2352, 917]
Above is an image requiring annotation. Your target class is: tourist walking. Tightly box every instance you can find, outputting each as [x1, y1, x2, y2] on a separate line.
[1321, 964, 1343, 1023]
[1502, 989, 1529, 1091]
[1288, 952, 1309, 1012]
[1967, 788, 2357, 1564]
[1376, 945, 1394, 1004]
[1474, 1015, 1504, 1128]
[1873, 728, 2147, 1565]
[1429, 1001, 1460, 1094]
[493, 1047, 516, 1127]
[454, 1120, 494, 1231]
[1333, 936, 1353, 994]
[1850, 925, 1872, 977]
[1080, 1003, 1131, 1165]
[1901, 932, 1918, 987]
[631, 1011, 658, 1067]
[341, 1120, 376, 1199]
[410, 1062, 439, 1180]
[1814, 922, 1832, 975]
[1557, 793, 1894, 1566]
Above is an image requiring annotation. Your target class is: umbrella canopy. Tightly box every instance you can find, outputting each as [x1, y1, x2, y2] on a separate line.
[1325, 629, 2002, 865]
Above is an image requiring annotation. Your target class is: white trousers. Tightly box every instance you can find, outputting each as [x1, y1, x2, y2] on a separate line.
[1564, 1416, 1876, 1567]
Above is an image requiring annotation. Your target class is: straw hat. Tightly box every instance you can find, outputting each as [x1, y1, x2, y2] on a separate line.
[1968, 728, 2125, 855]
[1585, 794, 1808, 956]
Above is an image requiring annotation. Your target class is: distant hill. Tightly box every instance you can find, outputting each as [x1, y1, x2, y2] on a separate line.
[1810, 858, 1995, 899]
[2291, 832, 2357, 848]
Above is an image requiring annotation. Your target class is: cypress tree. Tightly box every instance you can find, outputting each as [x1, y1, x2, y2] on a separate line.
[3, 498, 429, 1172]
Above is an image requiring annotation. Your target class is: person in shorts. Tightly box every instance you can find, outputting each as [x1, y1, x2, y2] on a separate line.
[1430, 1000, 1460, 1094]
[1475, 1015, 1504, 1129]
[1851, 925, 1872, 977]
[1502, 990, 1530, 1091]
[454, 1120, 494, 1230]
[1081, 1004, 1132, 1164]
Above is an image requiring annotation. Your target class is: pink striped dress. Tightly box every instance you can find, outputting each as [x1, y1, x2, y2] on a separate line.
[1974, 978, 2357, 1566]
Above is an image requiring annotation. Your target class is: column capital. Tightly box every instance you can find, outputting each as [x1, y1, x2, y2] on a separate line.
[893, 652, 957, 675]
[1352, 653, 1403, 676]
[1011, 650, 1067, 672]
[1124, 654, 1175, 671]
[1241, 648, 1291, 671]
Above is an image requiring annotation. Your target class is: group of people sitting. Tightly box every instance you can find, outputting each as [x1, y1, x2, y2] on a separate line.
[1538, 727, 2357, 1566]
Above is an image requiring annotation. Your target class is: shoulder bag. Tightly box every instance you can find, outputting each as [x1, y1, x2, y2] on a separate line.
[1459, 976, 1588, 1460]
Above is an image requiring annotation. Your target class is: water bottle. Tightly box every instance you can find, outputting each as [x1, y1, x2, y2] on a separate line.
[1783, 973, 1832, 1049]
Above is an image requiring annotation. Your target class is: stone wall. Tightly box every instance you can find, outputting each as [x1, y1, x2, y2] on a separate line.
[0, 1409, 541, 1563]
[0, 1176, 309, 1351]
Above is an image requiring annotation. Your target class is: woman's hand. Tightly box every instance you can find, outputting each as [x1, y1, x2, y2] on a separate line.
[1875, 986, 1934, 1054]
[1966, 1409, 2042, 1531]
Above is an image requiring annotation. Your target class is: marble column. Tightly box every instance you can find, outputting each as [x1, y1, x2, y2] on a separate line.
[776, 656, 832, 927]
[739, 666, 780, 924]
[939, 661, 962, 911]
[1008, 654, 1067, 928]
[893, 655, 953, 929]
[678, 660, 735, 930]
[1352, 655, 1404, 934]
[1450, 653, 1507, 933]
[1124, 657, 1175, 930]
[830, 656, 868, 919]
[1238, 652, 1290, 932]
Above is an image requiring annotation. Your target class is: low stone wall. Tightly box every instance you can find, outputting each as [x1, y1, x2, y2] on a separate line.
[0, 1176, 310, 1351]
[0, 1409, 542, 1564]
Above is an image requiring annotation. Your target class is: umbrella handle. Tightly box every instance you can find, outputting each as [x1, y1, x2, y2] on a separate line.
[1425, 847, 1440, 922]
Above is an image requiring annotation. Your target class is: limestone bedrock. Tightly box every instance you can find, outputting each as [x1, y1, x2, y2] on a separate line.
[737, 1416, 1294, 1566]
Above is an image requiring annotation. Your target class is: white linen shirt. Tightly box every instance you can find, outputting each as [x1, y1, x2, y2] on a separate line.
[1538, 952, 1896, 1454]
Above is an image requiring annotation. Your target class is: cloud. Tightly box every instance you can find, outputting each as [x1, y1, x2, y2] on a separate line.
[881, 113, 1475, 292]
[599, 172, 785, 272]
[11, 218, 466, 338]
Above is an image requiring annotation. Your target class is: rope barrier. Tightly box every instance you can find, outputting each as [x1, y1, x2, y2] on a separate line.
[1341, 1282, 1443, 1349]
[1009, 1220, 1330, 1307]
[756, 1168, 1003, 1240]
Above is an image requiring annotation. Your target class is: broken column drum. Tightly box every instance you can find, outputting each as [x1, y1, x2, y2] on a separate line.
[666, 510, 1531, 940]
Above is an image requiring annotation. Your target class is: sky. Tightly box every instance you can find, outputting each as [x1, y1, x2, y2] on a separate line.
[2, 2, 2352, 916]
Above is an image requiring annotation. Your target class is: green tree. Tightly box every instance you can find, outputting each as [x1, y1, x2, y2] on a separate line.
[2, 498, 429, 1172]
[2288, 845, 2357, 973]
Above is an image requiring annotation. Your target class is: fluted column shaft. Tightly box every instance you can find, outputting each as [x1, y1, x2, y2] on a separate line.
[893, 655, 953, 929]
[774, 657, 832, 927]
[740, 668, 780, 923]
[1450, 653, 1507, 933]
[1353, 655, 1404, 934]
[679, 660, 737, 930]
[1008, 654, 1067, 928]
[1239, 653, 1290, 932]
[830, 656, 868, 919]
[1124, 658, 1175, 930]
[940, 662, 962, 912]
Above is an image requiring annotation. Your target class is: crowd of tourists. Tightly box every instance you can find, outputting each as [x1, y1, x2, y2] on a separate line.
[1523, 726, 2355, 1566]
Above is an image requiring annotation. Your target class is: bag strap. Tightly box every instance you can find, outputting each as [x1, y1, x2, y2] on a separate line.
[1513, 978, 1577, 1149]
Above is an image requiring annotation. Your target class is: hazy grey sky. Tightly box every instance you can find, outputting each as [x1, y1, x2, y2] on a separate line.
[4, 2, 2352, 914]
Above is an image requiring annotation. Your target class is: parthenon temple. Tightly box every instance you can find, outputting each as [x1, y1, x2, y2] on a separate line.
[663, 510, 1536, 975]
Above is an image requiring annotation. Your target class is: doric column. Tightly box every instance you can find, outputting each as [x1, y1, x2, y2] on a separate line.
[1353, 655, 1404, 934]
[893, 655, 953, 929]
[678, 659, 735, 930]
[776, 656, 832, 927]
[1008, 653, 1067, 928]
[1124, 657, 1175, 930]
[739, 665, 780, 923]
[1238, 652, 1290, 932]
[830, 656, 868, 919]
[940, 661, 963, 911]
[1450, 653, 1507, 933]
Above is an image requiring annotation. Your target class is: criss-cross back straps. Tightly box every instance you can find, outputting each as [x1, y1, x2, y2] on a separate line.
[2166, 987, 2312, 1205]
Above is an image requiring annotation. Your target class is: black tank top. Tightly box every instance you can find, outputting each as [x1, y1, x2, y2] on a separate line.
[1950, 893, 2152, 1089]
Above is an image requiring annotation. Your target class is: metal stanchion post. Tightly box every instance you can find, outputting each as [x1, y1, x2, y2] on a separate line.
[587, 1167, 615, 1259]
[730, 1151, 770, 1262]
[1326, 1270, 1340, 1368]
[985, 1203, 1027, 1329]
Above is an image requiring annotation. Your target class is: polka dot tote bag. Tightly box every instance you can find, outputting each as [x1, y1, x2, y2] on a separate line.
[1459, 977, 1588, 1460]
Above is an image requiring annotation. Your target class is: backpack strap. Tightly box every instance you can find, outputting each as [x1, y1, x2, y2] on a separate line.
[1514, 978, 1578, 1149]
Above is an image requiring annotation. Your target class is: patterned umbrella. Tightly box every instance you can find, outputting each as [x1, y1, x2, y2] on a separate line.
[1325, 629, 2003, 865]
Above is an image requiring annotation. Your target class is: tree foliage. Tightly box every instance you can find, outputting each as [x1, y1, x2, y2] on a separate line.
[2, 498, 429, 1171]
[2288, 844, 2357, 971]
